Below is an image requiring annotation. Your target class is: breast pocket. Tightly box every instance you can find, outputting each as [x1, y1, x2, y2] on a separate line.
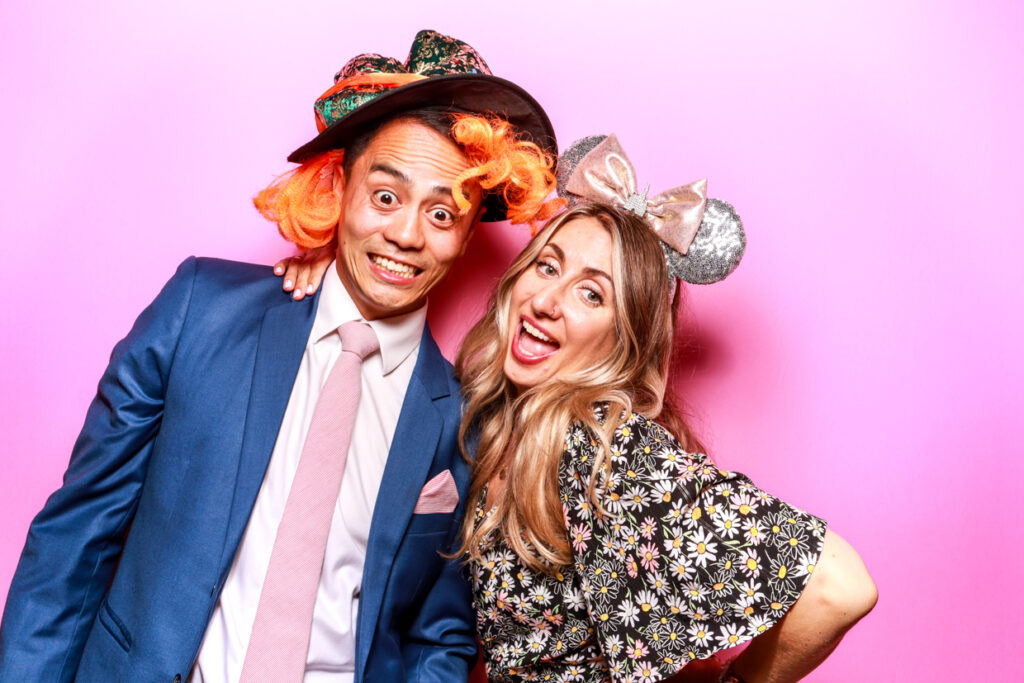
[405, 512, 455, 536]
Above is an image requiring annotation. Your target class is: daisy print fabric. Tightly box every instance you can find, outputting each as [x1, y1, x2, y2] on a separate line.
[470, 412, 826, 682]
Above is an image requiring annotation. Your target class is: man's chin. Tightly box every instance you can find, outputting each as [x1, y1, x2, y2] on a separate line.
[360, 288, 428, 320]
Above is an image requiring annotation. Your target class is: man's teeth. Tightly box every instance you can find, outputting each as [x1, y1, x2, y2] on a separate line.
[372, 255, 416, 276]
[522, 319, 553, 343]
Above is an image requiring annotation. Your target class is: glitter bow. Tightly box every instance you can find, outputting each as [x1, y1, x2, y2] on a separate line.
[564, 134, 707, 255]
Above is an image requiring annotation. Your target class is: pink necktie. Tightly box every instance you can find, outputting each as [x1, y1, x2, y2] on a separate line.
[240, 321, 379, 682]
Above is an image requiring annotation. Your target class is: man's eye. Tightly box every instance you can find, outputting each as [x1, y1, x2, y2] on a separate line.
[375, 191, 395, 205]
[432, 209, 453, 222]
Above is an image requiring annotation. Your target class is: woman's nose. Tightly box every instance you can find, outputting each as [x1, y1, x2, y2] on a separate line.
[530, 283, 561, 319]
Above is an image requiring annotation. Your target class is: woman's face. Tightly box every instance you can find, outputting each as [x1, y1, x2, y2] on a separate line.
[503, 216, 619, 392]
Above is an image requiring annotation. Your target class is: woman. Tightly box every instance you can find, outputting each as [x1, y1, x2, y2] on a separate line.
[278, 140, 877, 682]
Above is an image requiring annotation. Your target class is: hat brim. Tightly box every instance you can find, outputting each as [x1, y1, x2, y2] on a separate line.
[286, 74, 556, 221]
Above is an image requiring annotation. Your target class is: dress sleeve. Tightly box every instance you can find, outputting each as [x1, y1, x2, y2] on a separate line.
[558, 413, 827, 681]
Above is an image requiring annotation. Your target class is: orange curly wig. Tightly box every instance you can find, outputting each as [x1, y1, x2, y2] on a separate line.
[253, 113, 563, 250]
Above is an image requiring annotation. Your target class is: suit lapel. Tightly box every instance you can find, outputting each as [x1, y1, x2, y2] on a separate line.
[355, 326, 451, 676]
[217, 291, 320, 573]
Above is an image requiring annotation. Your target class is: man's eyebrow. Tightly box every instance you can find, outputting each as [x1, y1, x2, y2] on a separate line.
[545, 242, 613, 283]
[368, 164, 455, 199]
[369, 163, 410, 185]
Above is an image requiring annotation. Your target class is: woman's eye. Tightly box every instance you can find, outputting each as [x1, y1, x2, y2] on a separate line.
[581, 287, 604, 305]
[536, 260, 557, 277]
[375, 191, 396, 206]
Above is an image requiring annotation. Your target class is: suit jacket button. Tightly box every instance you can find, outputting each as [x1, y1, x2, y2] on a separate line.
[173, 675, 181, 682]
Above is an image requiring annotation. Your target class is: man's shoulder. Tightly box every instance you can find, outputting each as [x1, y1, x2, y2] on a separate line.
[152, 256, 302, 333]
[172, 256, 296, 304]
[188, 256, 275, 289]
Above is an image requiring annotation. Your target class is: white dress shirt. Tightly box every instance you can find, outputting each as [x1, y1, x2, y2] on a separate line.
[190, 263, 425, 682]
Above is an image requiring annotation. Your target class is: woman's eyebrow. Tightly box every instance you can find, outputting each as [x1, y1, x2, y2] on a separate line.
[547, 241, 612, 283]
[582, 267, 612, 284]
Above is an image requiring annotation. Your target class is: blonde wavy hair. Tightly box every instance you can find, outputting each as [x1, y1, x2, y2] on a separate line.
[455, 204, 704, 574]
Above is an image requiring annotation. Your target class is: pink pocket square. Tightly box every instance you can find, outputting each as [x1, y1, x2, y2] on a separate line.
[414, 470, 459, 514]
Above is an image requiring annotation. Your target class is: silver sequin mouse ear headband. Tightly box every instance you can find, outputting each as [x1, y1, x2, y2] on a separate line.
[555, 134, 746, 284]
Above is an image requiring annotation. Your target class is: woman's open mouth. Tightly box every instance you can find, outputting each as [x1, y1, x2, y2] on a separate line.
[368, 253, 422, 284]
[511, 316, 560, 364]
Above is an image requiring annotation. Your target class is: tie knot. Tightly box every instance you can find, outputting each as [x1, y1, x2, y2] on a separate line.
[338, 321, 379, 361]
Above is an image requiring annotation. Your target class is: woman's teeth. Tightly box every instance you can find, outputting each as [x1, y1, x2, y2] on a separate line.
[522, 319, 552, 343]
[372, 255, 417, 276]
[516, 319, 559, 360]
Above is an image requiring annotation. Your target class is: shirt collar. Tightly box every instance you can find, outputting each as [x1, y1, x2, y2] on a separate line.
[311, 262, 426, 375]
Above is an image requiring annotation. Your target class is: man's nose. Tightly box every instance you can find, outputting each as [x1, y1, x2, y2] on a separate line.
[383, 209, 425, 251]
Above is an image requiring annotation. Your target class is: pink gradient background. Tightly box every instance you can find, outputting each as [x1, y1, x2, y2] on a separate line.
[2, 1, 1021, 680]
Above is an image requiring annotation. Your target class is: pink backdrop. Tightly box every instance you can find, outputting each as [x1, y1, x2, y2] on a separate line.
[2, 1, 1021, 680]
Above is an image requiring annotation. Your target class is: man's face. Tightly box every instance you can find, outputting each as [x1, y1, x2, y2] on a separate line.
[334, 118, 482, 320]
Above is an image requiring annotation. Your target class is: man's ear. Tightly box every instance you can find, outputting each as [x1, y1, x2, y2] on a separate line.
[332, 164, 346, 197]
[457, 204, 485, 258]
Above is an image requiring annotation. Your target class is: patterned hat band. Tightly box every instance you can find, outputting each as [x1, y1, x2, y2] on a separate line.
[314, 73, 428, 133]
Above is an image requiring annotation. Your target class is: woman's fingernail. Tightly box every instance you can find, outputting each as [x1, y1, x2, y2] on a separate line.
[293, 290, 302, 300]
[274, 265, 283, 274]
[284, 279, 293, 289]
[306, 284, 314, 294]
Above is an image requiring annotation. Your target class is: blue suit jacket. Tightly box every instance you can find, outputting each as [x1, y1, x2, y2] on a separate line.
[0, 257, 477, 682]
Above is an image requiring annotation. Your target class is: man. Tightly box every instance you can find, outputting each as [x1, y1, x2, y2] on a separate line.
[0, 30, 558, 682]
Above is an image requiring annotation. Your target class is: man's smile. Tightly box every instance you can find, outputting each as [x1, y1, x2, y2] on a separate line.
[367, 252, 423, 284]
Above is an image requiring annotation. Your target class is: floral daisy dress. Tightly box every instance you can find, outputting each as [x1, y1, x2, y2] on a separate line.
[468, 412, 827, 682]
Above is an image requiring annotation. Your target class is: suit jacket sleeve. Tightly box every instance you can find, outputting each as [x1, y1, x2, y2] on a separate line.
[0, 257, 198, 682]
[401, 547, 478, 682]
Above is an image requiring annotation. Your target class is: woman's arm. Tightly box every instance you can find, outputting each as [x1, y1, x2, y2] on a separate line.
[560, 414, 876, 683]
[728, 529, 877, 682]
